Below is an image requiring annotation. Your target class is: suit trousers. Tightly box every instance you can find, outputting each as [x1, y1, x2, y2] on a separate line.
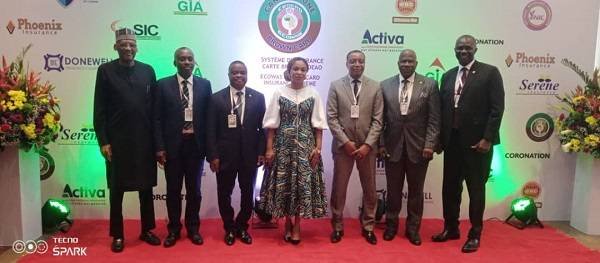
[109, 188, 155, 238]
[384, 146, 428, 234]
[216, 164, 257, 232]
[442, 129, 493, 239]
[330, 150, 377, 232]
[164, 135, 204, 234]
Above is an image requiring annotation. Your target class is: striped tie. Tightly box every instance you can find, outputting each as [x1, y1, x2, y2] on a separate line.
[182, 80, 193, 130]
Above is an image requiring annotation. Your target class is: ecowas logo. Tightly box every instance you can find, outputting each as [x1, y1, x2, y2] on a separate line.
[40, 150, 56, 180]
[505, 52, 555, 69]
[63, 184, 107, 206]
[6, 18, 63, 35]
[58, 125, 98, 145]
[174, 0, 208, 15]
[44, 53, 111, 72]
[526, 113, 554, 142]
[393, 0, 419, 24]
[523, 0, 552, 31]
[360, 30, 404, 53]
[110, 20, 161, 41]
[258, 0, 321, 53]
[518, 75, 560, 95]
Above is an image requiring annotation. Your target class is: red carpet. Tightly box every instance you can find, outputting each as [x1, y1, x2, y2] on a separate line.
[20, 218, 600, 263]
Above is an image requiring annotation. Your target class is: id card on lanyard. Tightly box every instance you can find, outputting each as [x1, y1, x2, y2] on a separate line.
[351, 83, 360, 119]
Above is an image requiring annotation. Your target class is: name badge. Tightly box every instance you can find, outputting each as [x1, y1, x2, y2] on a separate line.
[351, 105, 360, 119]
[184, 108, 193, 122]
[400, 103, 409, 115]
[228, 114, 237, 128]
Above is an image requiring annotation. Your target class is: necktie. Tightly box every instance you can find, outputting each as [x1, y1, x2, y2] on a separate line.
[182, 80, 193, 130]
[352, 79, 360, 102]
[453, 68, 468, 128]
[401, 79, 409, 104]
[233, 91, 243, 124]
[456, 67, 468, 97]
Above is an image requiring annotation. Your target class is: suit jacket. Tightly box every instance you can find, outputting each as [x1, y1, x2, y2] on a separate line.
[154, 74, 212, 159]
[327, 75, 384, 153]
[439, 60, 504, 150]
[206, 87, 266, 171]
[379, 73, 441, 163]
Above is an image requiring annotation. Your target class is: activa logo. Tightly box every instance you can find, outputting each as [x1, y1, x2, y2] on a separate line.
[63, 184, 106, 198]
[174, 0, 208, 15]
[58, 125, 97, 145]
[362, 30, 404, 45]
[111, 20, 161, 41]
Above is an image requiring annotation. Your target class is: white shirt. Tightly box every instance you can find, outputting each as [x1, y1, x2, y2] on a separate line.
[398, 73, 415, 115]
[263, 84, 328, 130]
[454, 60, 474, 108]
[229, 86, 246, 124]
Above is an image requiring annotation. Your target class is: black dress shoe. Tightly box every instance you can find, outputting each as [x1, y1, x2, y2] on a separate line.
[362, 230, 377, 245]
[224, 231, 235, 246]
[237, 230, 253, 244]
[111, 238, 124, 253]
[431, 229, 460, 242]
[330, 230, 344, 243]
[461, 238, 480, 253]
[163, 232, 180, 248]
[405, 232, 422, 246]
[188, 233, 204, 245]
[139, 231, 161, 246]
[383, 228, 397, 241]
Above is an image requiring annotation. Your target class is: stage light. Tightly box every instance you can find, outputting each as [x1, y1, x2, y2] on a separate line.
[505, 196, 543, 229]
[42, 199, 73, 233]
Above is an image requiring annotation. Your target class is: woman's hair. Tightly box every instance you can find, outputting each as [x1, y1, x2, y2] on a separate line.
[286, 57, 309, 73]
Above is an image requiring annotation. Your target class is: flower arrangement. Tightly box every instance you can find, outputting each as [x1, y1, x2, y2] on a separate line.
[556, 59, 600, 158]
[0, 45, 61, 152]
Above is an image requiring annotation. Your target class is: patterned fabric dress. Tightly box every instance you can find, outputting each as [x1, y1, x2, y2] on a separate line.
[259, 96, 327, 219]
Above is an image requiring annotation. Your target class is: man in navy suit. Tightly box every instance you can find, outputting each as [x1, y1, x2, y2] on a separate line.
[207, 61, 266, 246]
[431, 35, 504, 253]
[154, 47, 212, 247]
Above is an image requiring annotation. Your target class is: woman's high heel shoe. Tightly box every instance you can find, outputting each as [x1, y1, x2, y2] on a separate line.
[283, 219, 292, 242]
[290, 220, 301, 245]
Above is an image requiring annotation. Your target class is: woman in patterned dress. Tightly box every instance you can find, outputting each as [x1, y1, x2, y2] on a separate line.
[260, 57, 328, 244]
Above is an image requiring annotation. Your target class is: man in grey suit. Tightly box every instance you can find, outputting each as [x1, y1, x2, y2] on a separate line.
[378, 49, 440, 246]
[327, 50, 384, 245]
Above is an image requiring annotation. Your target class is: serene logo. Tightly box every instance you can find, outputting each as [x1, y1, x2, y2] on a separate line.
[526, 113, 554, 142]
[425, 57, 446, 85]
[6, 20, 15, 34]
[44, 53, 111, 72]
[56, 0, 74, 7]
[12, 240, 48, 254]
[519, 75, 559, 95]
[361, 30, 404, 53]
[506, 52, 555, 68]
[476, 38, 504, 46]
[174, 0, 208, 15]
[523, 0, 552, 31]
[522, 181, 542, 199]
[258, 0, 321, 53]
[40, 150, 56, 181]
[393, 0, 419, 24]
[58, 125, 98, 145]
[111, 20, 161, 40]
[5, 18, 63, 35]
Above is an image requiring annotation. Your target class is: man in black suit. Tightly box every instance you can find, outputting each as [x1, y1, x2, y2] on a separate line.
[207, 61, 266, 246]
[154, 47, 212, 247]
[378, 49, 440, 246]
[431, 35, 504, 253]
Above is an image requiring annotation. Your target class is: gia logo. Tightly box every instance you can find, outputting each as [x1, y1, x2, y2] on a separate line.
[258, 0, 321, 53]
[526, 113, 554, 142]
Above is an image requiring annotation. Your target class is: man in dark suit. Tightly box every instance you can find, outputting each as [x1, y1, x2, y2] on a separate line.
[431, 35, 504, 253]
[94, 28, 161, 253]
[378, 49, 440, 246]
[207, 61, 266, 246]
[154, 47, 212, 247]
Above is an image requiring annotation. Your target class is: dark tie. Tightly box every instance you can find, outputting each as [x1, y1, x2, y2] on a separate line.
[352, 79, 360, 102]
[401, 79, 409, 104]
[453, 68, 468, 128]
[181, 80, 192, 130]
[233, 91, 243, 124]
